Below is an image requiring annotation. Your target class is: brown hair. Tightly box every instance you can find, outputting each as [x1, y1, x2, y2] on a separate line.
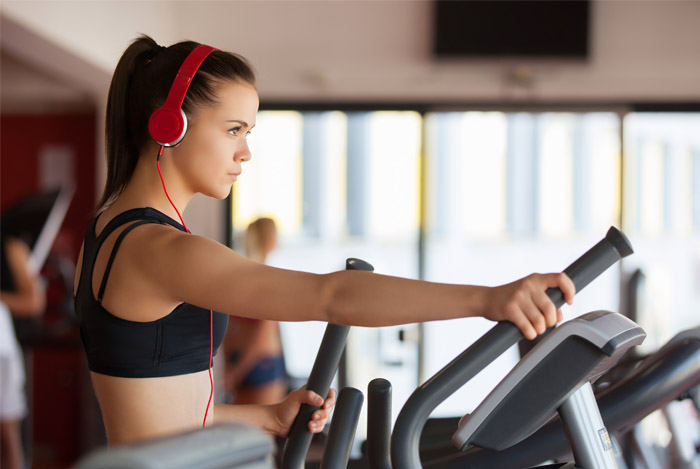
[245, 217, 277, 263]
[98, 34, 256, 210]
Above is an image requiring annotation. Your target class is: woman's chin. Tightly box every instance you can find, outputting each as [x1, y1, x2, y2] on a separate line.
[201, 186, 233, 200]
[218, 185, 234, 199]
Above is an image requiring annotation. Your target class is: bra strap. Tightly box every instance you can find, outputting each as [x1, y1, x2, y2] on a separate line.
[96, 220, 158, 303]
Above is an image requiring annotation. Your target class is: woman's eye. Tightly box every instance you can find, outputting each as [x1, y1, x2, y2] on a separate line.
[228, 126, 241, 136]
[245, 130, 252, 138]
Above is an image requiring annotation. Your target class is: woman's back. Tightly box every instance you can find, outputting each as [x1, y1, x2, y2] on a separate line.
[90, 368, 211, 445]
[74, 206, 227, 444]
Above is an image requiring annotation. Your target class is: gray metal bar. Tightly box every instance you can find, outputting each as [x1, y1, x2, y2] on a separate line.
[428, 335, 700, 468]
[320, 387, 364, 469]
[391, 321, 523, 469]
[74, 424, 274, 469]
[280, 323, 350, 469]
[280, 258, 373, 469]
[558, 382, 618, 469]
[367, 378, 393, 469]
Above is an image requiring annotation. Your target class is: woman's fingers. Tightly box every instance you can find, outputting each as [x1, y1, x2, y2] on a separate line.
[536, 272, 575, 331]
[563, 274, 576, 305]
[324, 388, 337, 407]
[500, 272, 575, 339]
[307, 388, 337, 433]
[546, 272, 576, 305]
[512, 314, 538, 341]
[525, 296, 548, 335]
[533, 289, 558, 329]
[535, 273, 574, 332]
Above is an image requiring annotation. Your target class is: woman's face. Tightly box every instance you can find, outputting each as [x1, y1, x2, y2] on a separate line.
[169, 80, 259, 199]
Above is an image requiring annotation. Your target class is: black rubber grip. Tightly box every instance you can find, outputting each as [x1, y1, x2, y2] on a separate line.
[517, 226, 635, 355]
[546, 227, 633, 308]
[280, 258, 374, 469]
[320, 387, 365, 469]
[367, 378, 393, 469]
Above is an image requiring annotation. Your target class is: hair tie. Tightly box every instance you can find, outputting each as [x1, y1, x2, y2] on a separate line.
[147, 45, 166, 62]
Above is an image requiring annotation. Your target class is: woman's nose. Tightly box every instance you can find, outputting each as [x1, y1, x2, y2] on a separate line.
[235, 141, 252, 163]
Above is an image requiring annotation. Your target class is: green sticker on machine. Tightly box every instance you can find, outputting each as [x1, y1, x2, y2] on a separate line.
[598, 428, 612, 451]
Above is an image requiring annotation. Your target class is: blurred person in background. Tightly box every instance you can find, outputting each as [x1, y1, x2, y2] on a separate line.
[1, 237, 46, 469]
[224, 217, 287, 405]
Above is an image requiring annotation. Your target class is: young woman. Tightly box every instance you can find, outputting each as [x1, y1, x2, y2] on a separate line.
[73, 35, 575, 447]
[224, 217, 288, 406]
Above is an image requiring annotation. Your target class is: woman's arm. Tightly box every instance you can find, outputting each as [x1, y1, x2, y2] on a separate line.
[214, 387, 337, 437]
[128, 225, 575, 340]
[0, 238, 45, 317]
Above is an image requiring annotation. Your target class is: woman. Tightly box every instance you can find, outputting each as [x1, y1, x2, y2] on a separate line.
[224, 217, 288, 405]
[73, 35, 575, 447]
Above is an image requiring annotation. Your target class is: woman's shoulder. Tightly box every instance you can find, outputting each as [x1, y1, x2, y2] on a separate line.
[89, 207, 193, 270]
[95, 206, 185, 237]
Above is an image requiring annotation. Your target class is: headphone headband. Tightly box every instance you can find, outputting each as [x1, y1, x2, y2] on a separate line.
[148, 44, 218, 147]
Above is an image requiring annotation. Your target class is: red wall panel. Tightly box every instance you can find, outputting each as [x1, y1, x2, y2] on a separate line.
[1, 112, 97, 260]
[1, 111, 99, 468]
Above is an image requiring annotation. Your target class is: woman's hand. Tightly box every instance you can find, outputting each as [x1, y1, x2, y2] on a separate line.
[484, 273, 575, 340]
[270, 386, 337, 437]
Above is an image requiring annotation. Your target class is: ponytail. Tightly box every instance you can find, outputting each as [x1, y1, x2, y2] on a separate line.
[98, 34, 256, 211]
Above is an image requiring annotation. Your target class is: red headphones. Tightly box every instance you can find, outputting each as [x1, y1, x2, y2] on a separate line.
[148, 44, 218, 147]
[149, 44, 219, 428]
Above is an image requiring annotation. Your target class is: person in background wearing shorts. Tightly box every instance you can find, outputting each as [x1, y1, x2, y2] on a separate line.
[224, 217, 287, 405]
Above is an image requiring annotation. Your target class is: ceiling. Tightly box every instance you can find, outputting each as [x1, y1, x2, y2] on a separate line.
[1, 49, 94, 113]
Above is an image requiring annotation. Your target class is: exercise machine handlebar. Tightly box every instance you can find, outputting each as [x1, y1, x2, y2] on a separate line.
[367, 378, 393, 469]
[320, 387, 364, 468]
[390, 226, 634, 469]
[548, 226, 633, 307]
[280, 258, 374, 469]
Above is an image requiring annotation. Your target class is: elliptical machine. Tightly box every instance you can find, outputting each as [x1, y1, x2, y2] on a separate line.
[73, 227, 642, 469]
[281, 227, 644, 469]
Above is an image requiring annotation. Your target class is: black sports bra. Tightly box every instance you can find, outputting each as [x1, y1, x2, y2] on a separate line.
[74, 207, 229, 378]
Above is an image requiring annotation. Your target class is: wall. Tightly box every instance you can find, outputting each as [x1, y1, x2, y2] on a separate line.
[3, 0, 699, 238]
[1, 111, 97, 468]
[1, 113, 96, 258]
[2, 0, 700, 103]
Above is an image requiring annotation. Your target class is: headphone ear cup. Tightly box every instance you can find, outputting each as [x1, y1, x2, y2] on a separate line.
[149, 107, 188, 147]
[148, 45, 216, 147]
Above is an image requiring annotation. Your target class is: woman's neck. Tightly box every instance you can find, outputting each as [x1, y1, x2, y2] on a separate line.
[108, 151, 193, 221]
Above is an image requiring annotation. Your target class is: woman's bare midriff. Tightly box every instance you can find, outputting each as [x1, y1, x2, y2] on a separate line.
[90, 369, 212, 446]
[224, 319, 282, 356]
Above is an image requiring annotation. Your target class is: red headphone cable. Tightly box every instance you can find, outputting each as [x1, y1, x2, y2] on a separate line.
[157, 146, 214, 429]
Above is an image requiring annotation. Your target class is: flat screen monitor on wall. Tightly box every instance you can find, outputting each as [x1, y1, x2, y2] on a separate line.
[433, 0, 590, 59]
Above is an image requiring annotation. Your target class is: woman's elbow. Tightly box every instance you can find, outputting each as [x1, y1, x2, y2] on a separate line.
[18, 294, 45, 318]
[28, 292, 46, 316]
[317, 272, 345, 324]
